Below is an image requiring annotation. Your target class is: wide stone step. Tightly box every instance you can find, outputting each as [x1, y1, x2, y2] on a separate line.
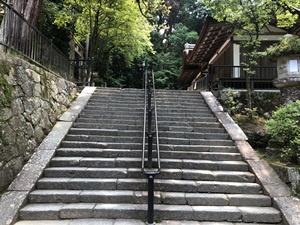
[84, 106, 144, 111]
[63, 135, 232, 146]
[43, 167, 253, 182]
[28, 190, 271, 207]
[158, 121, 221, 128]
[75, 118, 142, 126]
[37, 178, 261, 194]
[158, 116, 217, 122]
[87, 102, 144, 108]
[55, 148, 240, 160]
[60, 141, 143, 149]
[14, 219, 283, 225]
[157, 109, 211, 114]
[159, 131, 229, 140]
[159, 126, 225, 133]
[88, 99, 144, 105]
[56, 148, 140, 158]
[159, 144, 238, 152]
[159, 138, 233, 146]
[82, 109, 144, 115]
[156, 104, 208, 110]
[78, 114, 142, 120]
[49, 157, 248, 171]
[72, 123, 143, 130]
[19, 203, 281, 223]
[68, 128, 142, 137]
[67, 128, 228, 140]
[60, 141, 238, 152]
[157, 112, 213, 117]
[64, 135, 142, 143]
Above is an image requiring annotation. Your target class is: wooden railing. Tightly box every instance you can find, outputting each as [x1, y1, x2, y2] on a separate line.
[193, 65, 277, 90]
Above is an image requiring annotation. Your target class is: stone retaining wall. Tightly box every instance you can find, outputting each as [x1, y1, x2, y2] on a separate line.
[0, 53, 77, 192]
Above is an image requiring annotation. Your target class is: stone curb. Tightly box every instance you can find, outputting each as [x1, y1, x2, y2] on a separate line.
[59, 87, 97, 122]
[0, 87, 96, 225]
[201, 91, 300, 225]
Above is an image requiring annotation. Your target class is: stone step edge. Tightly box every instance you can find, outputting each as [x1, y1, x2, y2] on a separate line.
[14, 219, 282, 225]
[19, 203, 282, 223]
[29, 190, 271, 206]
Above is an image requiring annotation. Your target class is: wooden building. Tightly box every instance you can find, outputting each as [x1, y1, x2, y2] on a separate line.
[178, 17, 293, 91]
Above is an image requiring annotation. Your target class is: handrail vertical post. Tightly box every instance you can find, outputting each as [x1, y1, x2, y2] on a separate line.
[147, 175, 155, 225]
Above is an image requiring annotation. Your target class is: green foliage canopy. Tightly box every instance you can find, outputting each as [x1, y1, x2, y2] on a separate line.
[199, 0, 300, 63]
[54, 0, 154, 65]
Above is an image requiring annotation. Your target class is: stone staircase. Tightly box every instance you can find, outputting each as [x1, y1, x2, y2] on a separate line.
[16, 88, 282, 224]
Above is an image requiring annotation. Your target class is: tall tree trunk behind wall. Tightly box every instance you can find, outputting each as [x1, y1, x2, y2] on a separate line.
[11, 0, 42, 26]
[0, 0, 42, 54]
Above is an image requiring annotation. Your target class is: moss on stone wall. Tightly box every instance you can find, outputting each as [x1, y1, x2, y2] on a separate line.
[0, 63, 13, 108]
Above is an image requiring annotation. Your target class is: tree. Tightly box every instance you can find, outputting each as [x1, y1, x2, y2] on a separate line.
[200, 0, 300, 107]
[143, 0, 205, 89]
[38, 0, 70, 54]
[10, 0, 42, 26]
[54, 0, 154, 82]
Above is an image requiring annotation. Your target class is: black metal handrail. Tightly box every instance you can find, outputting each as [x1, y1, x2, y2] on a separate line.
[142, 68, 161, 225]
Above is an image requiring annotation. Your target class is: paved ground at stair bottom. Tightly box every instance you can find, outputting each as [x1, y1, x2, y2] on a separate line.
[1, 87, 300, 225]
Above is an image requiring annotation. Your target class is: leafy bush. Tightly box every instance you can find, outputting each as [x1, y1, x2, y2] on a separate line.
[266, 100, 300, 163]
[266, 34, 300, 58]
[218, 88, 243, 115]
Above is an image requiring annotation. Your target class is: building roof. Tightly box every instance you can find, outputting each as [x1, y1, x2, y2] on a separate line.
[178, 17, 233, 86]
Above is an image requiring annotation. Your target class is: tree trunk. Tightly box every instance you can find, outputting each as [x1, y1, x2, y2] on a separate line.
[10, 0, 42, 26]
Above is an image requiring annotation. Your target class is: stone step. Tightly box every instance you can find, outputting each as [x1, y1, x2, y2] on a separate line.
[68, 128, 228, 139]
[158, 116, 218, 122]
[72, 123, 143, 130]
[159, 144, 238, 152]
[28, 190, 271, 207]
[60, 141, 142, 149]
[78, 114, 143, 120]
[59, 141, 238, 152]
[84, 106, 144, 111]
[158, 121, 222, 128]
[64, 135, 142, 143]
[87, 102, 144, 108]
[43, 167, 253, 181]
[156, 99, 205, 104]
[159, 131, 229, 139]
[157, 108, 214, 117]
[159, 138, 233, 146]
[55, 148, 240, 160]
[159, 126, 225, 133]
[75, 118, 142, 125]
[14, 219, 282, 225]
[18, 203, 281, 223]
[156, 103, 207, 109]
[158, 109, 212, 114]
[92, 91, 144, 96]
[88, 99, 144, 104]
[63, 134, 232, 146]
[49, 157, 248, 171]
[82, 109, 144, 114]
[36, 178, 262, 194]
[68, 128, 142, 137]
